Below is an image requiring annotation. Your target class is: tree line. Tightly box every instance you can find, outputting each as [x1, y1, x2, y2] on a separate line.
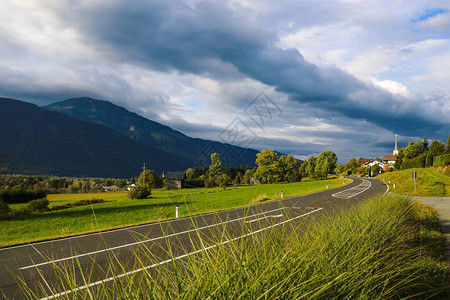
[335, 135, 450, 176]
[394, 135, 450, 170]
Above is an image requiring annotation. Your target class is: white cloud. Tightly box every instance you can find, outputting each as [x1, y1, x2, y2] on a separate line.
[372, 79, 411, 97]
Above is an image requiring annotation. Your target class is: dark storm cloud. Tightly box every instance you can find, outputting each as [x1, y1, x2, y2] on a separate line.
[61, 0, 447, 138]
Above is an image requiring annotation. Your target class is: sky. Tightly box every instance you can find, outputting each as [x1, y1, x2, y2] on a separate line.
[1, 0, 449, 163]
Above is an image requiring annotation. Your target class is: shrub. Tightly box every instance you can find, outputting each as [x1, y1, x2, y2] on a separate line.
[0, 189, 48, 204]
[433, 154, 450, 167]
[204, 178, 216, 188]
[426, 181, 446, 196]
[27, 198, 50, 212]
[51, 198, 106, 211]
[185, 179, 205, 188]
[129, 186, 151, 199]
[0, 200, 10, 218]
[251, 194, 270, 204]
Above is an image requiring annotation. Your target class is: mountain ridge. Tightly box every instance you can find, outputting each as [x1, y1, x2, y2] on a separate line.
[44, 97, 259, 168]
[0, 97, 194, 178]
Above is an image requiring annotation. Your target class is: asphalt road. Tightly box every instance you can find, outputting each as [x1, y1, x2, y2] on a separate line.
[0, 177, 387, 299]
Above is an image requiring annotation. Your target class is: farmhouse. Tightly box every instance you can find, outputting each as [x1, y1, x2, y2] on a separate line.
[165, 171, 186, 189]
[249, 177, 261, 185]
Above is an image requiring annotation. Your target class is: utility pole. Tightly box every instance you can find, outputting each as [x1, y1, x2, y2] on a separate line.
[142, 163, 147, 186]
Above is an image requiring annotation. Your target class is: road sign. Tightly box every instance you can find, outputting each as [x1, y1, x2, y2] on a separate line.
[412, 171, 417, 180]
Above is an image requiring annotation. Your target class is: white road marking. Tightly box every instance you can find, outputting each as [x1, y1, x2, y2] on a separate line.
[245, 214, 283, 224]
[40, 207, 323, 300]
[20, 207, 288, 270]
[1, 200, 283, 252]
[332, 180, 371, 199]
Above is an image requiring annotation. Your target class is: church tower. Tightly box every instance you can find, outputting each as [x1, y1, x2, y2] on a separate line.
[393, 134, 398, 156]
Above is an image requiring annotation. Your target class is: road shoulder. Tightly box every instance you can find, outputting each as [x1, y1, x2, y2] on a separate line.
[409, 195, 450, 261]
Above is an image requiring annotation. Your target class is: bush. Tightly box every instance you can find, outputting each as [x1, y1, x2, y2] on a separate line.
[185, 179, 205, 188]
[426, 181, 446, 196]
[401, 153, 426, 169]
[0, 200, 10, 218]
[433, 154, 450, 167]
[51, 198, 106, 211]
[129, 186, 151, 199]
[204, 178, 216, 188]
[27, 198, 49, 212]
[0, 189, 48, 204]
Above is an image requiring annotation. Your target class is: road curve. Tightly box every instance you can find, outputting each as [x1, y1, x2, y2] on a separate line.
[0, 177, 387, 299]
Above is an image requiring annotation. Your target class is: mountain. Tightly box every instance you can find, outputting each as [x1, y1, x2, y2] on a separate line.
[44, 97, 259, 167]
[0, 97, 194, 178]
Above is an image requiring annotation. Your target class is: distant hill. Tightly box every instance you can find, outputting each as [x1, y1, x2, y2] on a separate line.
[44, 97, 259, 167]
[0, 97, 194, 178]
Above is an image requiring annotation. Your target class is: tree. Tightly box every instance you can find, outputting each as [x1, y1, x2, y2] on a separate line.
[185, 168, 195, 181]
[242, 169, 254, 185]
[232, 172, 243, 185]
[315, 151, 337, 179]
[447, 135, 450, 153]
[335, 164, 345, 174]
[370, 163, 381, 174]
[254, 149, 282, 183]
[130, 169, 159, 199]
[424, 139, 445, 167]
[423, 136, 429, 152]
[129, 186, 151, 199]
[279, 155, 300, 182]
[394, 149, 404, 170]
[299, 161, 308, 178]
[403, 139, 426, 160]
[306, 156, 316, 179]
[137, 169, 162, 189]
[344, 158, 358, 174]
[428, 140, 446, 156]
[216, 174, 231, 189]
[208, 153, 222, 184]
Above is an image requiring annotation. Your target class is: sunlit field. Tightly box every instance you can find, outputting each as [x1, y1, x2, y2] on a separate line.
[1, 177, 350, 246]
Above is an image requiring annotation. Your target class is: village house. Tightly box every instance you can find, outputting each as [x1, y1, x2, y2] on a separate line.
[164, 171, 186, 189]
[361, 158, 386, 172]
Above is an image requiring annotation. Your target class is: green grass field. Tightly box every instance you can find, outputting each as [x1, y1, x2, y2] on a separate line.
[378, 168, 450, 196]
[0, 177, 350, 246]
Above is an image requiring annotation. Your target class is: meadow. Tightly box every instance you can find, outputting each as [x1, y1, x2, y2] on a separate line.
[18, 193, 449, 299]
[378, 168, 450, 196]
[0, 177, 350, 246]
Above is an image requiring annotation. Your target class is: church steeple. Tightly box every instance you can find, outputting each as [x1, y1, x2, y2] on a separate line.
[393, 134, 398, 156]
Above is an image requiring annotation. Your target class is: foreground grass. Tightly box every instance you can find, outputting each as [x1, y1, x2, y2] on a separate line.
[378, 168, 450, 196]
[17, 194, 449, 299]
[0, 177, 349, 246]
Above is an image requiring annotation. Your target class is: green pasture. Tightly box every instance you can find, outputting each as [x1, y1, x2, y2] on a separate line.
[0, 177, 350, 246]
[378, 168, 450, 196]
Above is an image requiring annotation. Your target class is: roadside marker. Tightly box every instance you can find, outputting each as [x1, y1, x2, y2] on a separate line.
[176, 205, 179, 218]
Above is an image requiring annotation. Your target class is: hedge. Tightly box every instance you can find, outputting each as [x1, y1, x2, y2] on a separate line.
[433, 154, 450, 167]
[401, 153, 427, 170]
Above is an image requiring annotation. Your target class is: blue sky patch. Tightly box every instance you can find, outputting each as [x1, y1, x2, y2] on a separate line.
[413, 8, 447, 22]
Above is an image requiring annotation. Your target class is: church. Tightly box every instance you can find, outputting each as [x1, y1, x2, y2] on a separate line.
[382, 134, 398, 165]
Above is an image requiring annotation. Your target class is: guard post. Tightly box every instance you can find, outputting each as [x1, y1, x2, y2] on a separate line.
[412, 171, 417, 192]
